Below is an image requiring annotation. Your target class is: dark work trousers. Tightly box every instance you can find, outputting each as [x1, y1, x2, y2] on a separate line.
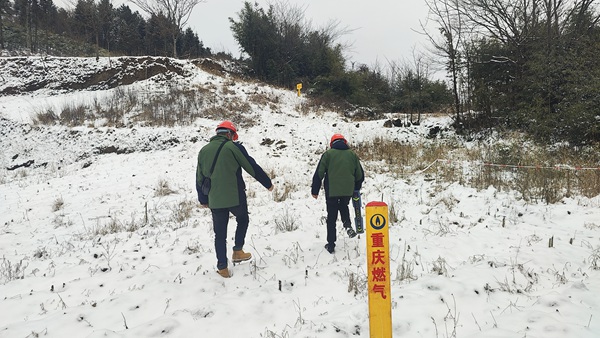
[211, 194, 249, 270]
[325, 196, 352, 246]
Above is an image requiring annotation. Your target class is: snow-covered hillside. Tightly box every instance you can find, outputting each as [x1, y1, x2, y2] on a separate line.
[1, 56, 599, 338]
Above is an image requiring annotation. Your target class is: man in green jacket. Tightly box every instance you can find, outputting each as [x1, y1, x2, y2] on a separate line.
[196, 121, 274, 278]
[311, 133, 364, 253]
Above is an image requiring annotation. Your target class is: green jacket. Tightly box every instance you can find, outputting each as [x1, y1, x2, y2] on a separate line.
[311, 141, 364, 198]
[196, 135, 272, 209]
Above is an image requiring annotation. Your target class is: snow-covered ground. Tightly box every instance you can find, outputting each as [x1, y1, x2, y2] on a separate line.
[1, 56, 599, 338]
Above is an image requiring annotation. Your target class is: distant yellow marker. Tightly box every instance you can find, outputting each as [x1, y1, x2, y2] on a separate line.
[296, 83, 302, 97]
[366, 201, 391, 337]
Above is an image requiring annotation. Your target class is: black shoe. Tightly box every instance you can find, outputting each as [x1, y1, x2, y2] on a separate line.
[345, 226, 357, 238]
[324, 243, 335, 254]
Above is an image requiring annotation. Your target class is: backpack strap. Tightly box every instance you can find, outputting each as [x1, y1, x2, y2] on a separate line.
[208, 140, 228, 177]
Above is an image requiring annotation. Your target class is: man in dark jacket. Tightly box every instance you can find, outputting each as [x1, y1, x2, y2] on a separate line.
[311, 133, 364, 253]
[196, 121, 274, 278]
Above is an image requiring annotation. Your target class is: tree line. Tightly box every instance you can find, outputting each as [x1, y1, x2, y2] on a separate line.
[425, 0, 600, 145]
[0, 0, 452, 122]
[3, 0, 598, 144]
[0, 0, 210, 58]
[229, 1, 453, 122]
[230, 0, 600, 144]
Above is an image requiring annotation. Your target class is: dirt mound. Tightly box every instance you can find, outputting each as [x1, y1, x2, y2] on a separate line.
[0, 56, 193, 96]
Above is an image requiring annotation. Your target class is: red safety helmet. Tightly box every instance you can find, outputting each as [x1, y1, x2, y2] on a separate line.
[216, 120, 238, 141]
[330, 133, 347, 147]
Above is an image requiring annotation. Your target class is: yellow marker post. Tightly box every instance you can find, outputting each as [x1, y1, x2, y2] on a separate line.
[296, 83, 302, 97]
[366, 201, 392, 338]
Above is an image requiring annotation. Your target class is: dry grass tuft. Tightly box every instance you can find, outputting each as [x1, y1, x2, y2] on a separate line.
[155, 179, 176, 197]
[357, 137, 600, 203]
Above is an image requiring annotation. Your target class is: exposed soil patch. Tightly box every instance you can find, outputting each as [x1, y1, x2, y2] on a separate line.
[0, 56, 192, 96]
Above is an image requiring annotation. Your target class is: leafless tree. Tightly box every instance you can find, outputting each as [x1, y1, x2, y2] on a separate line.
[131, 0, 205, 58]
[421, 0, 465, 122]
[388, 49, 433, 124]
[0, 0, 7, 49]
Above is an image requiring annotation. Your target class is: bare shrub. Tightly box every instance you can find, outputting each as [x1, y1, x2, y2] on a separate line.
[94, 90, 129, 127]
[60, 103, 89, 126]
[355, 138, 418, 175]
[33, 247, 49, 260]
[301, 95, 350, 116]
[183, 240, 204, 255]
[123, 213, 142, 232]
[155, 179, 176, 196]
[388, 201, 400, 224]
[347, 270, 368, 296]
[52, 196, 64, 212]
[53, 215, 74, 228]
[0, 256, 29, 284]
[361, 136, 600, 203]
[470, 141, 600, 202]
[17, 168, 28, 178]
[589, 247, 600, 270]
[34, 108, 60, 125]
[424, 217, 456, 237]
[98, 239, 119, 271]
[432, 256, 449, 276]
[170, 199, 194, 223]
[86, 216, 124, 238]
[113, 86, 138, 112]
[396, 243, 418, 283]
[266, 167, 278, 180]
[282, 241, 303, 265]
[248, 92, 268, 105]
[274, 208, 299, 233]
[584, 222, 600, 230]
[273, 183, 296, 202]
[135, 86, 205, 126]
[200, 102, 256, 129]
[220, 85, 236, 96]
[547, 266, 569, 285]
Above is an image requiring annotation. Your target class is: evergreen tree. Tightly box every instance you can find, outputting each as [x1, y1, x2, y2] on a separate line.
[230, 1, 345, 87]
[0, 0, 10, 49]
[111, 5, 145, 55]
[97, 0, 112, 51]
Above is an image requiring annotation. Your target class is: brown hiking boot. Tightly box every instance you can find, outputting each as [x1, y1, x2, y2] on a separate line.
[217, 267, 231, 278]
[232, 249, 252, 263]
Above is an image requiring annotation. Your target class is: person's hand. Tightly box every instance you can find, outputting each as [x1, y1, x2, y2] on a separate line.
[312, 194, 318, 199]
[268, 185, 274, 192]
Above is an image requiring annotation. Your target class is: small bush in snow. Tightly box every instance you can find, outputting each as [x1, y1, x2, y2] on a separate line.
[33, 247, 49, 260]
[388, 201, 400, 224]
[34, 108, 60, 125]
[60, 103, 88, 126]
[155, 179, 176, 196]
[52, 196, 64, 212]
[52, 214, 73, 228]
[396, 243, 418, 283]
[589, 247, 600, 270]
[170, 199, 194, 223]
[0, 256, 29, 284]
[273, 183, 296, 202]
[584, 222, 600, 230]
[432, 256, 449, 276]
[87, 216, 124, 238]
[282, 242, 303, 265]
[346, 270, 367, 297]
[274, 208, 299, 233]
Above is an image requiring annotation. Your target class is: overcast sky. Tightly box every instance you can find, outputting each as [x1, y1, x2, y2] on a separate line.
[187, 0, 431, 67]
